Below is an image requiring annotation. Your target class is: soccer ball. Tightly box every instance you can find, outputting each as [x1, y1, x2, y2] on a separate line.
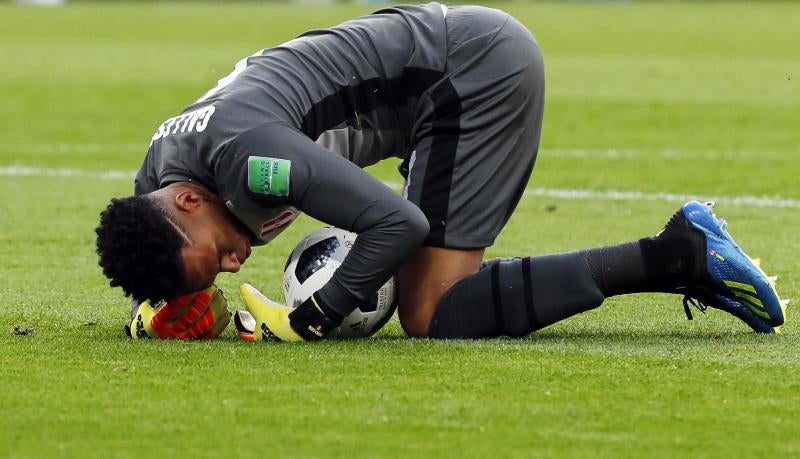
[283, 227, 398, 338]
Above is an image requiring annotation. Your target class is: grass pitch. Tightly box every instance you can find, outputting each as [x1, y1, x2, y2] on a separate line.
[1, 2, 799, 458]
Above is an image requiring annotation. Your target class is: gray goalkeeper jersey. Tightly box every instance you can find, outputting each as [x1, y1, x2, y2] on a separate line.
[135, 3, 449, 311]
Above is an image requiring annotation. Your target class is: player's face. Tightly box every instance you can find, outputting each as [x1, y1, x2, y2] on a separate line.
[175, 194, 252, 293]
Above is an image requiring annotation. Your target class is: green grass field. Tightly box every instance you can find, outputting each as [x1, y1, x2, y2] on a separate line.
[1, 1, 799, 457]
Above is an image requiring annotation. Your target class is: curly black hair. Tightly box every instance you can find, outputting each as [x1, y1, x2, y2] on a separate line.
[95, 195, 187, 302]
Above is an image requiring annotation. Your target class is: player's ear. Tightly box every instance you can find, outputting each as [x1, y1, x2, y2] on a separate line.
[173, 188, 204, 212]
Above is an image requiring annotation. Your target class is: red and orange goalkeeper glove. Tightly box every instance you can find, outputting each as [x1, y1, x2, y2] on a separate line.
[125, 285, 231, 340]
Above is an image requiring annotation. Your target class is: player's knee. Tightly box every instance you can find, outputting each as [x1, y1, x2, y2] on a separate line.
[398, 294, 440, 338]
[398, 308, 432, 338]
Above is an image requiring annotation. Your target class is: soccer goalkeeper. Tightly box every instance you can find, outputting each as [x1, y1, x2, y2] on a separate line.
[95, 3, 787, 341]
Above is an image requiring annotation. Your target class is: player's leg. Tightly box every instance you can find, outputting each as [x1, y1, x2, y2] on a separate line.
[400, 7, 686, 339]
[397, 247, 483, 337]
[402, 242, 660, 339]
[398, 238, 676, 339]
[403, 246, 611, 338]
[398, 6, 546, 337]
[427, 226, 702, 338]
[399, 6, 786, 338]
[427, 201, 787, 338]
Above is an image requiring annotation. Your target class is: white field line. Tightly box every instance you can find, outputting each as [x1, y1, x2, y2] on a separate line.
[544, 148, 799, 160]
[2, 165, 799, 210]
[0, 165, 136, 180]
[521, 188, 800, 209]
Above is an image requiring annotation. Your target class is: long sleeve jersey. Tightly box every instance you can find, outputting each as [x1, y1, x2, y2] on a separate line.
[134, 3, 449, 310]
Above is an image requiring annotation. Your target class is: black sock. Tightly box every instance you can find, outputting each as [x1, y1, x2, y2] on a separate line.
[427, 208, 708, 339]
[578, 242, 646, 297]
[581, 211, 707, 296]
[427, 252, 605, 339]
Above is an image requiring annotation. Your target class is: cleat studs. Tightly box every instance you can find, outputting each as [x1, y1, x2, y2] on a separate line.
[780, 299, 791, 307]
[769, 276, 778, 283]
[705, 201, 716, 209]
[753, 258, 761, 267]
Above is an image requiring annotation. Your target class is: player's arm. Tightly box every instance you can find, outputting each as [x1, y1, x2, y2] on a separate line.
[220, 123, 429, 341]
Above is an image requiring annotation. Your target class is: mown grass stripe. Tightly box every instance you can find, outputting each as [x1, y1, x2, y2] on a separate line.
[2, 145, 797, 159]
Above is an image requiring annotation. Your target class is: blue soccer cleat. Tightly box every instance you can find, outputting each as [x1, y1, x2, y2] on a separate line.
[668, 201, 789, 333]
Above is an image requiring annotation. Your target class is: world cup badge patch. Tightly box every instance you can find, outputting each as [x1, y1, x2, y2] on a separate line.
[247, 156, 291, 196]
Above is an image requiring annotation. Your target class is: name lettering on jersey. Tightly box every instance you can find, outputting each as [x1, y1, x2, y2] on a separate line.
[247, 156, 291, 197]
[151, 105, 216, 142]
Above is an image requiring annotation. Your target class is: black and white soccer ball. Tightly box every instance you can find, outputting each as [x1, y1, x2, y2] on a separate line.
[283, 227, 397, 339]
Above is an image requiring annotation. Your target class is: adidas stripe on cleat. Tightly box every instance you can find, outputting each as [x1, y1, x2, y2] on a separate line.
[673, 201, 788, 333]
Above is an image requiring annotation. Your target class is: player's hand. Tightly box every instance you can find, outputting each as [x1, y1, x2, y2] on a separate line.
[125, 285, 231, 340]
[234, 283, 339, 342]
